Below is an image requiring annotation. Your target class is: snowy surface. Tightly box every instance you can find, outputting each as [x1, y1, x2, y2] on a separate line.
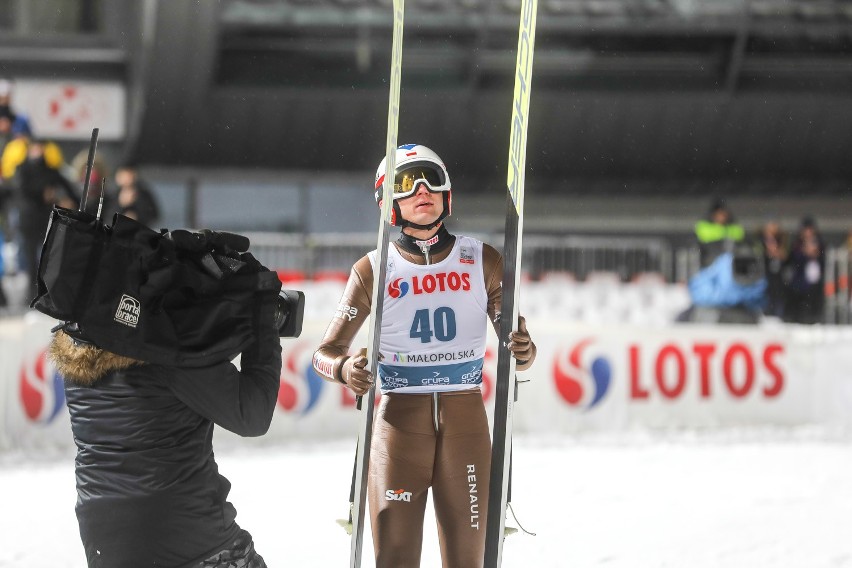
[3, 431, 852, 568]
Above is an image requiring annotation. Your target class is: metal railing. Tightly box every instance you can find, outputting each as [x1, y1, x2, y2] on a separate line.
[825, 247, 851, 325]
[244, 232, 852, 325]
[520, 235, 674, 282]
[246, 232, 375, 279]
[244, 232, 677, 283]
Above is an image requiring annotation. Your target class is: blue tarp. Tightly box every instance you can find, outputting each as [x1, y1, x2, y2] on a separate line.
[688, 252, 766, 311]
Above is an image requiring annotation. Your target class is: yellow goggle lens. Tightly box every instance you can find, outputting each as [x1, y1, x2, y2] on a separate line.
[392, 166, 443, 194]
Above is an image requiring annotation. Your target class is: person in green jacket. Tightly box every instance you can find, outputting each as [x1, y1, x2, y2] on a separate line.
[695, 197, 745, 267]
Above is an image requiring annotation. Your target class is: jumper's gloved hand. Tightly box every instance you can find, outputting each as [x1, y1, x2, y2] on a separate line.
[341, 353, 374, 396]
[507, 315, 536, 368]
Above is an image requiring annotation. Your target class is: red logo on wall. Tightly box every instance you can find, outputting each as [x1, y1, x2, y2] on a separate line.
[19, 350, 65, 423]
[48, 86, 95, 132]
[628, 341, 785, 400]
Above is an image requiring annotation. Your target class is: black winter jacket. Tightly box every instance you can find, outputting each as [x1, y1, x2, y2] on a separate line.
[51, 322, 282, 568]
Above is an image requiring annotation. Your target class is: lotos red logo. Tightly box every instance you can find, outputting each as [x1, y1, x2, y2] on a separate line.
[387, 272, 471, 300]
[388, 278, 409, 298]
[629, 341, 785, 400]
[553, 338, 611, 408]
[411, 272, 470, 294]
[19, 349, 65, 423]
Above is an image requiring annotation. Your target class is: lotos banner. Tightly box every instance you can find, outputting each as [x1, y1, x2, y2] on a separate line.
[3, 306, 852, 454]
[517, 325, 814, 434]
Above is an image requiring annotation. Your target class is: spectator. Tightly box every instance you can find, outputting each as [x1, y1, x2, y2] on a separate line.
[0, 79, 10, 108]
[678, 198, 761, 324]
[0, 105, 13, 162]
[757, 219, 788, 318]
[0, 106, 15, 218]
[14, 139, 77, 297]
[783, 216, 826, 324]
[0, 102, 14, 309]
[846, 228, 852, 258]
[70, 148, 112, 215]
[844, 229, 852, 318]
[47, 289, 281, 566]
[0, 107, 12, 247]
[111, 164, 160, 227]
[0, 79, 33, 140]
[0, 228, 7, 308]
[694, 197, 745, 267]
[1, 126, 64, 181]
[0, 79, 42, 180]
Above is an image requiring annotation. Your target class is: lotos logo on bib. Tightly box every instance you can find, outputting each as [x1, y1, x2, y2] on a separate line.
[387, 272, 472, 299]
[388, 278, 410, 298]
[412, 272, 471, 294]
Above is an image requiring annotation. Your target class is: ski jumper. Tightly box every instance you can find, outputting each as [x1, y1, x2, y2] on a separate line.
[313, 231, 531, 568]
[369, 236, 489, 567]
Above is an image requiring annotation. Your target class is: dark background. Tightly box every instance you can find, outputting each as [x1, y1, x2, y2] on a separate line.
[2, 0, 851, 240]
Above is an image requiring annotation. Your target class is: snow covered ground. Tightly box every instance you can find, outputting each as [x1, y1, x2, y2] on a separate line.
[3, 431, 852, 568]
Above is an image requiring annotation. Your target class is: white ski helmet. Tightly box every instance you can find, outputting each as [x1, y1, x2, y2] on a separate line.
[374, 143, 452, 229]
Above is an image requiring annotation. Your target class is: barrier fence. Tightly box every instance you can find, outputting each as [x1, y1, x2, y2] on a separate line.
[244, 232, 851, 325]
[826, 247, 851, 325]
[4, 305, 852, 455]
[1, 232, 849, 323]
[246, 232, 676, 283]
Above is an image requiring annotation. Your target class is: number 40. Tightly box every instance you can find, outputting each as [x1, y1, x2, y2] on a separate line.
[410, 307, 457, 343]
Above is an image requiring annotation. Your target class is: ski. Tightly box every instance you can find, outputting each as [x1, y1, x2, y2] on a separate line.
[484, 0, 538, 567]
[348, 1, 405, 567]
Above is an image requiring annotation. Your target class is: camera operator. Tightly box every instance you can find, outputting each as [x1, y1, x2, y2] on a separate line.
[49, 303, 281, 566]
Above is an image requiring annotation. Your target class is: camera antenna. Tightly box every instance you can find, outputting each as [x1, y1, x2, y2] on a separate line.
[79, 127, 100, 213]
[96, 178, 106, 221]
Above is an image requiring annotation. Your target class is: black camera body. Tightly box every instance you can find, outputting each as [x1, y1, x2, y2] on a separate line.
[32, 206, 304, 366]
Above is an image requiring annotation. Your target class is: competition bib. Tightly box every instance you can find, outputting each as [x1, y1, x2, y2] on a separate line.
[369, 236, 488, 393]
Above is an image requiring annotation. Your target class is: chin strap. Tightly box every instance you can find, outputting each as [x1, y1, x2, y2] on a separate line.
[398, 217, 444, 231]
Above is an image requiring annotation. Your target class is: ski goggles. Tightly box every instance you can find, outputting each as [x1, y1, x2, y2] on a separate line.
[376, 163, 450, 200]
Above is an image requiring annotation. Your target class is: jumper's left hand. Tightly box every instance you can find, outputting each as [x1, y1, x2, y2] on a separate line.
[507, 315, 536, 367]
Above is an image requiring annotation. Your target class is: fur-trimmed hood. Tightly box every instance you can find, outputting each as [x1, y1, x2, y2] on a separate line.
[49, 330, 145, 386]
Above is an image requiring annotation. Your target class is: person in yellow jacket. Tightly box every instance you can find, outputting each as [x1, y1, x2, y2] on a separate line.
[11, 138, 75, 296]
[1, 131, 64, 181]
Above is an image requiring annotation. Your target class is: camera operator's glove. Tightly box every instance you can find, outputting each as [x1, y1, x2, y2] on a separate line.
[507, 315, 536, 370]
[340, 354, 374, 397]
